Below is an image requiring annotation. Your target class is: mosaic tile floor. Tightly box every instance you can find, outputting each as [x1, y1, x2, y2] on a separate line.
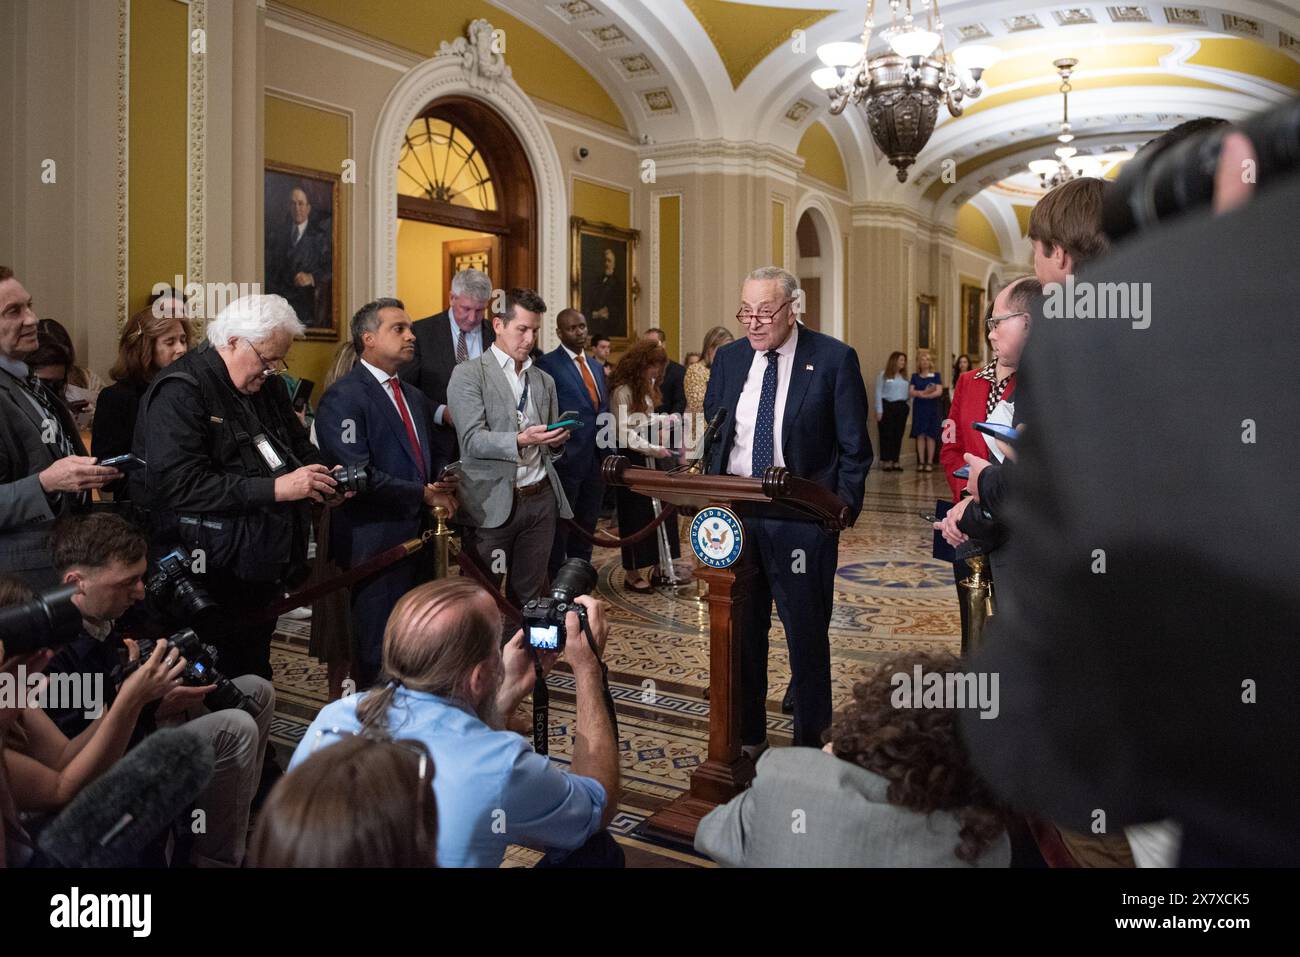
[268, 466, 961, 867]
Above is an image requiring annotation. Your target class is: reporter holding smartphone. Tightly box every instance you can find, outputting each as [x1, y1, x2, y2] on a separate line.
[291, 577, 622, 868]
[315, 299, 458, 690]
[446, 290, 572, 631]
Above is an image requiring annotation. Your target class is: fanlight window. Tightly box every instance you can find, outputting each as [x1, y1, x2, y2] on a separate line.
[398, 117, 497, 211]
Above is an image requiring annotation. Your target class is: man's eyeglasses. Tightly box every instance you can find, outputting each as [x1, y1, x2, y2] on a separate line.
[736, 297, 795, 326]
[246, 339, 288, 377]
[986, 311, 1030, 332]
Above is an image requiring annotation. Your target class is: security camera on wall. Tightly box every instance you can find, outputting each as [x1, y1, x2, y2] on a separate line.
[574, 146, 590, 161]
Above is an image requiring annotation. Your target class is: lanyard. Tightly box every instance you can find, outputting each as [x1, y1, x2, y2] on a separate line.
[515, 370, 531, 428]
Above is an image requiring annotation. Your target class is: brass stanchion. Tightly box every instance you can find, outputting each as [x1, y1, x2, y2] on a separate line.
[958, 552, 994, 654]
[430, 505, 454, 580]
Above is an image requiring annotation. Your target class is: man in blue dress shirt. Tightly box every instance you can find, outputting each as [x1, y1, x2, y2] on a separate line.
[290, 576, 622, 867]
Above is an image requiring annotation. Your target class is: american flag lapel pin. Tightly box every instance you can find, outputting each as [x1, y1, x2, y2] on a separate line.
[805, 364, 814, 371]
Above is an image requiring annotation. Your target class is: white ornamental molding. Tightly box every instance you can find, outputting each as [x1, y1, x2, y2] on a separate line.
[187, 0, 207, 315]
[116, 0, 130, 329]
[370, 19, 567, 321]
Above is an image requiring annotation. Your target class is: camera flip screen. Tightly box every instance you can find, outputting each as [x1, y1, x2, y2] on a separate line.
[529, 625, 560, 650]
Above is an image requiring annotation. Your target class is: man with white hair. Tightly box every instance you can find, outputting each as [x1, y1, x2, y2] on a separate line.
[133, 294, 346, 680]
[403, 267, 496, 463]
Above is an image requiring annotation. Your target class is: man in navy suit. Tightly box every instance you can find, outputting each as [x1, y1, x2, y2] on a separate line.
[703, 266, 871, 751]
[536, 308, 609, 578]
[402, 268, 496, 466]
[316, 298, 459, 688]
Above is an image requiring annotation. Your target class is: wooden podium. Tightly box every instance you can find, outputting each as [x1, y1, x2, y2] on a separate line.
[601, 455, 851, 844]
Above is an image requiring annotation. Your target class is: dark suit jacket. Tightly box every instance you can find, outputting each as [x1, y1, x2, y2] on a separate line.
[314, 362, 445, 569]
[959, 171, 1300, 864]
[656, 359, 686, 416]
[267, 220, 331, 328]
[703, 325, 871, 522]
[91, 379, 147, 500]
[402, 310, 495, 462]
[0, 368, 87, 576]
[534, 346, 609, 479]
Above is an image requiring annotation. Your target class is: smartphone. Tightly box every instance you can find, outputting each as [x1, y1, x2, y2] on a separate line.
[438, 460, 462, 481]
[547, 410, 581, 430]
[291, 378, 315, 413]
[974, 421, 1019, 443]
[952, 465, 971, 480]
[99, 453, 147, 472]
[918, 510, 939, 523]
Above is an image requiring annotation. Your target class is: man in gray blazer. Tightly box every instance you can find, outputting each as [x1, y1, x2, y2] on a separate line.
[447, 288, 572, 619]
[0, 267, 120, 585]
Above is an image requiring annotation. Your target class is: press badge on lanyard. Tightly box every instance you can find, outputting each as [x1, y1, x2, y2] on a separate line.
[515, 375, 531, 429]
[253, 432, 285, 472]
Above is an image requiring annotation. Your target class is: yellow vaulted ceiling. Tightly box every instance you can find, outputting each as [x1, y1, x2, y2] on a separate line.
[683, 0, 834, 89]
[277, 0, 628, 129]
[797, 120, 848, 190]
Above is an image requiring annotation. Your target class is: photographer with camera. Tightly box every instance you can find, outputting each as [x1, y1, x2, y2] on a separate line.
[133, 293, 352, 680]
[0, 575, 181, 810]
[315, 298, 459, 689]
[290, 574, 622, 868]
[37, 513, 274, 867]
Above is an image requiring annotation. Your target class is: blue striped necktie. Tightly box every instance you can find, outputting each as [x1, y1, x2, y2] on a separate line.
[750, 350, 779, 475]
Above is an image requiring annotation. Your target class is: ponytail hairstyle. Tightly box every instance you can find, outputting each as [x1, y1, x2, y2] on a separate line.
[355, 577, 500, 735]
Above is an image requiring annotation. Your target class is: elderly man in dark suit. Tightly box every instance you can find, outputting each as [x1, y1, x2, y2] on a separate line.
[0, 266, 119, 586]
[267, 187, 331, 329]
[703, 266, 871, 751]
[535, 308, 608, 578]
[402, 268, 496, 466]
[315, 298, 458, 688]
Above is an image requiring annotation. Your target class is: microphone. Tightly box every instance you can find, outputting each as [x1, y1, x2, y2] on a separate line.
[36, 727, 215, 867]
[690, 408, 728, 474]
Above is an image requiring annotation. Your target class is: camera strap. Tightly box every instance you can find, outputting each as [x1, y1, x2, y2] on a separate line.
[530, 620, 619, 758]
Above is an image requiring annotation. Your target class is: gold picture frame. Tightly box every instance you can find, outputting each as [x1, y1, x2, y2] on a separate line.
[264, 161, 343, 342]
[571, 216, 640, 352]
[961, 283, 986, 361]
[916, 294, 938, 354]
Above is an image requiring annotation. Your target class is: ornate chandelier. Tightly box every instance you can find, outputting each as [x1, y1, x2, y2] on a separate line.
[1027, 58, 1093, 188]
[812, 0, 998, 182]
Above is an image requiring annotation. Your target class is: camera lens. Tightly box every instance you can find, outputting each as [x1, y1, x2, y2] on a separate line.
[549, 558, 596, 603]
[0, 584, 82, 656]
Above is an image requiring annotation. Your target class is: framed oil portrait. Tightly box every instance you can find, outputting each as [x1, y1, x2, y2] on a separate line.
[916, 294, 938, 353]
[571, 217, 639, 348]
[264, 162, 341, 342]
[962, 283, 986, 360]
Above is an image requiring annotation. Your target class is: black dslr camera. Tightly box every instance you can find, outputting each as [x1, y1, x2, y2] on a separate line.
[114, 628, 255, 715]
[521, 559, 597, 652]
[330, 463, 369, 496]
[147, 548, 219, 625]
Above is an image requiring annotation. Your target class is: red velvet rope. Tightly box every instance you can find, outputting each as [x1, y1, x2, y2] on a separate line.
[561, 505, 677, 549]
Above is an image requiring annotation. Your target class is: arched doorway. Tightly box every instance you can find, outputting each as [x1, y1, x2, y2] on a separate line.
[368, 33, 568, 332]
[792, 194, 844, 339]
[395, 97, 537, 319]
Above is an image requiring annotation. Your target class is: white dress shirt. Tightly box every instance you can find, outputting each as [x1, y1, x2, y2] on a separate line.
[359, 358, 420, 450]
[727, 322, 799, 477]
[490, 344, 546, 488]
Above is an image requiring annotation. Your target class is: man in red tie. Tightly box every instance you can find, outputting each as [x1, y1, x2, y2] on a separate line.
[315, 298, 459, 688]
[536, 308, 610, 578]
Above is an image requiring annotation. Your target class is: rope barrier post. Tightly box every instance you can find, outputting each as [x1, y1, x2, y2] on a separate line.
[431, 505, 452, 580]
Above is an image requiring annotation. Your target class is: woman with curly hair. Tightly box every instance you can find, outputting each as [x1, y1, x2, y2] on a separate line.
[695, 650, 1010, 867]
